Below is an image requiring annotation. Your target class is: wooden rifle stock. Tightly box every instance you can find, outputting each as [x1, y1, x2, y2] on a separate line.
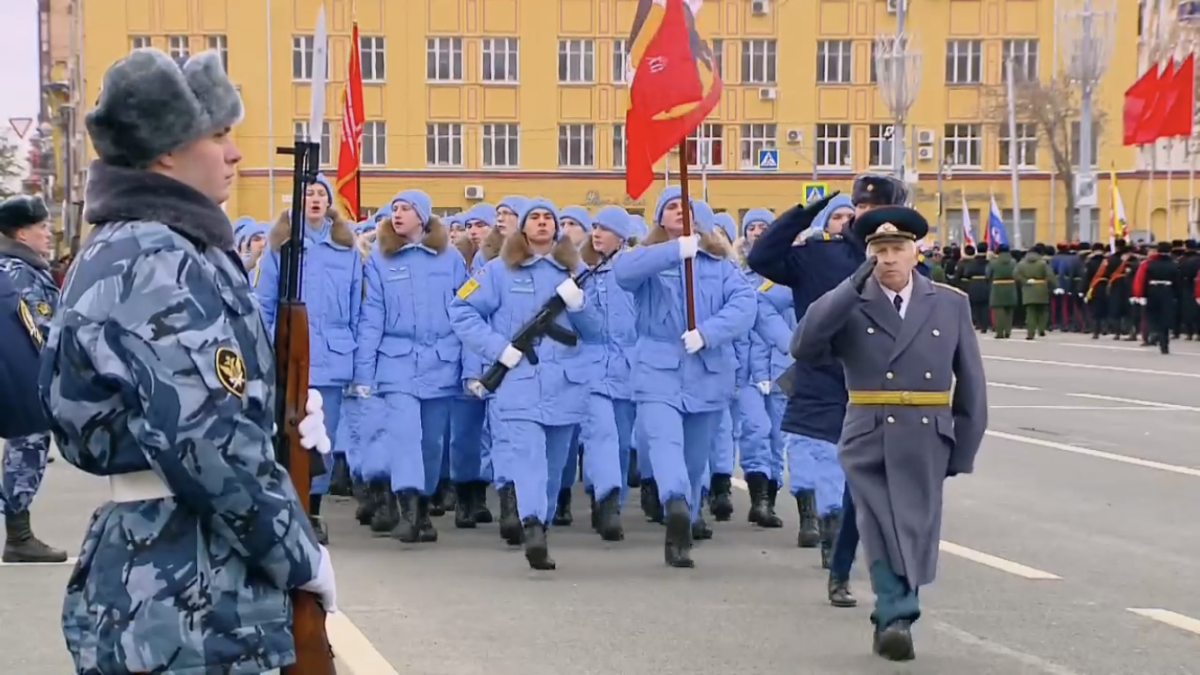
[276, 139, 336, 675]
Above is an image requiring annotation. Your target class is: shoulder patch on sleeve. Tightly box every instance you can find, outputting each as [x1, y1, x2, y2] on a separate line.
[17, 300, 43, 349]
[456, 277, 480, 300]
[932, 281, 967, 297]
[252, 266, 261, 288]
[215, 347, 247, 398]
[757, 279, 775, 292]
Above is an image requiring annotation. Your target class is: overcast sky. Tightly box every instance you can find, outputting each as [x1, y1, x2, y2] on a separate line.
[0, 1, 41, 135]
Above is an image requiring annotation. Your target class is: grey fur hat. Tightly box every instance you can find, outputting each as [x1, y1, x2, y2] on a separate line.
[85, 48, 243, 168]
[0, 195, 49, 232]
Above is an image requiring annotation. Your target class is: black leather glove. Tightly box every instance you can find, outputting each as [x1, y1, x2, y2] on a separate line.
[801, 190, 842, 217]
[852, 255, 878, 294]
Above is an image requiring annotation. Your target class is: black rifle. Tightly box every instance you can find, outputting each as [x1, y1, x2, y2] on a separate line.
[479, 251, 614, 392]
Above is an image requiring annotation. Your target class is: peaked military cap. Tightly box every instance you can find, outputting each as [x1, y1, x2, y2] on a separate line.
[0, 195, 50, 232]
[851, 174, 908, 207]
[853, 206, 929, 243]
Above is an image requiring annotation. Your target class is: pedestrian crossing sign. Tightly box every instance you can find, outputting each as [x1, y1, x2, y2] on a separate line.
[757, 148, 779, 170]
[801, 182, 828, 206]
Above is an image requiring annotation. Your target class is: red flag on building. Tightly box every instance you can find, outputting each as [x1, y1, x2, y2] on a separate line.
[1122, 66, 1159, 146]
[624, 0, 722, 199]
[1158, 54, 1195, 139]
[335, 23, 366, 218]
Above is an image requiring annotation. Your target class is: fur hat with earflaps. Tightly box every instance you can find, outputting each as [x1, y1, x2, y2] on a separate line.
[85, 48, 244, 168]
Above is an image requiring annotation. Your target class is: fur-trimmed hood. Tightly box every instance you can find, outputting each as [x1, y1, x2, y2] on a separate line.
[268, 208, 356, 251]
[641, 225, 731, 258]
[500, 231, 580, 270]
[456, 237, 479, 267]
[481, 227, 506, 261]
[375, 215, 449, 256]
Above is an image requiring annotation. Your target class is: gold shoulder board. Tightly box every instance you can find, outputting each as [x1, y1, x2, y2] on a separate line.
[17, 300, 43, 349]
[932, 281, 967, 297]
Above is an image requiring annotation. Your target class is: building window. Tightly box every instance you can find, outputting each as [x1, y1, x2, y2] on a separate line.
[1002, 39, 1039, 82]
[360, 36, 386, 82]
[1069, 121, 1099, 166]
[868, 124, 895, 168]
[998, 122, 1038, 167]
[426, 123, 463, 167]
[362, 121, 387, 166]
[558, 124, 595, 167]
[816, 40, 852, 84]
[482, 38, 519, 83]
[130, 35, 151, 51]
[710, 39, 724, 79]
[869, 42, 878, 83]
[426, 37, 463, 82]
[1000, 208, 1037, 247]
[685, 124, 724, 168]
[943, 123, 982, 167]
[558, 39, 595, 83]
[482, 123, 519, 168]
[612, 39, 630, 84]
[292, 35, 315, 80]
[612, 124, 626, 168]
[739, 123, 777, 169]
[945, 40, 982, 85]
[205, 35, 229, 71]
[815, 124, 851, 168]
[741, 39, 777, 84]
[292, 120, 333, 165]
[168, 36, 190, 62]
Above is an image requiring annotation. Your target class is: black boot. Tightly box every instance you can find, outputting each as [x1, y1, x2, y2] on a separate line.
[708, 473, 734, 521]
[370, 483, 398, 534]
[453, 482, 476, 529]
[691, 516, 714, 541]
[819, 508, 842, 569]
[522, 517, 556, 570]
[796, 489, 820, 548]
[2, 511, 67, 563]
[589, 491, 600, 531]
[497, 483, 523, 545]
[641, 478, 663, 523]
[760, 480, 784, 528]
[471, 480, 494, 524]
[745, 472, 770, 525]
[329, 454, 352, 496]
[429, 479, 449, 517]
[390, 489, 421, 543]
[440, 481, 457, 512]
[828, 574, 858, 608]
[352, 478, 376, 526]
[594, 489, 624, 542]
[308, 515, 329, 545]
[552, 488, 573, 526]
[663, 497, 694, 568]
[417, 496, 439, 542]
[873, 620, 916, 661]
[627, 449, 641, 488]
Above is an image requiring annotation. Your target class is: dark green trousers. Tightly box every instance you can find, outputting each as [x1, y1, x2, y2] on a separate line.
[1025, 304, 1049, 337]
[869, 560, 921, 628]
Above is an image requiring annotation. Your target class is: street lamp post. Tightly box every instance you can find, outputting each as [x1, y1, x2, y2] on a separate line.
[875, 3, 922, 179]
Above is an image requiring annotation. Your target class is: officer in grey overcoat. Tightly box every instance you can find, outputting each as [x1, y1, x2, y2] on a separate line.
[790, 206, 988, 662]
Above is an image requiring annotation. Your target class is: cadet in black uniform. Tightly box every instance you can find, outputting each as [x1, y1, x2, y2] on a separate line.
[1180, 240, 1199, 340]
[0, 273, 49, 441]
[1141, 241, 1181, 354]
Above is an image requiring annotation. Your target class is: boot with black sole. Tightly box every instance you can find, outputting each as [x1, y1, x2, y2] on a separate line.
[2, 511, 68, 563]
[552, 488, 573, 526]
[873, 620, 916, 661]
[522, 517, 556, 570]
[759, 480, 784, 528]
[329, 454, 352, 496]
[352, 479, 376, 526]
[691, 516, 713, 541]
[429, 480, 449, 517]
[663, 497, 695, 568]
[795, 489, 820, 547]
[819, 509, 842, 569]
[390, 489, 421, 543]
[589, 491, 600, 531]
[627, 449, 641, 488]
[453, 482, 477, 529]
[640, 478, 663, 523]
[417, 496, 439, 542]
[471, 480, 494, 524]
[595, 489, 624, 542]
[708, 473, 734, 521]
[745, 472, 770, 525]
[370, 483, 398, 535]
[497, 483, 524, 545]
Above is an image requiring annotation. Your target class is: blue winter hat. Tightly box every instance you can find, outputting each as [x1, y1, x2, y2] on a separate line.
[232, 215, 256, 238]
[444, 213, 463, 228]
[740, 208, 775, 237]
[312, 173, 334, 203]
[236, 222, 267, 247]
[714, 212, 738, 240]
[592, 205, 632, 240]
[654, 186, 688, 225]
[812, 193, 854, 231]
[691, 199, 715, 235]
[560, 205, 592, 232]
[628, 215, 649, 238]
[519, 197, 560, 238]
[498, 195, 529, 217]
[359, 221, 377, 233]
[465, 203, 496, 227]
[390, 189, 433, 229]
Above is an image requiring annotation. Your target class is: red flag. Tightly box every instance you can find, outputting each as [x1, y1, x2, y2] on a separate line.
[1134, 60, 1177, 145]
[335, 23, 366, 219]
[1122, 66, 1159, 146]
[624, 0, 722, 199]
[1158, 54, 1195, 138]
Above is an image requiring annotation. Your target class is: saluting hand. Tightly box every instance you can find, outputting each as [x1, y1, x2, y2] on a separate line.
[801, 190, 842, 217]
[852, 255, 878, 294]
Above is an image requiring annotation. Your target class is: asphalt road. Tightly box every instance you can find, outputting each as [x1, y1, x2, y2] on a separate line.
[4, 332, 1200, 674]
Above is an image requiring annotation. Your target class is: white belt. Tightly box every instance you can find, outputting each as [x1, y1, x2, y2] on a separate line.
[110, 471, 174, 503]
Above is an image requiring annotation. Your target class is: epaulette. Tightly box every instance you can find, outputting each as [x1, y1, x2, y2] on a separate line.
[757, 279, 775, 292]
[932, 281, 967, 297]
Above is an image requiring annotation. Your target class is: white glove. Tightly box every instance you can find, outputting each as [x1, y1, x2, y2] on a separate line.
[681, 329, 705, 354]
[352, 384, 371, 398]
[1129, 297, 1139, 305]
[299, 544, 338, 614]
[678, 234, 700, 260]
[555, 278, 585, 311]
[1053, 288, 1065, 295]
[756, 381, 772, 395]
[466, 380, 486, 398]
[498, 344, 524, 368]
[297, 389, 332, 455]
[1138, 297, 1147, 306]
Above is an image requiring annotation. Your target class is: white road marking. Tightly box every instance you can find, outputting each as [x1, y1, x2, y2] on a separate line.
[933, 621, 1087, 675]
[1127, 608, 1200, 637]
[326, 611, 400, 675]
[988, 382, 1042, 391]
[0, 557, 77, 567]
[938, 541, 1061, 579]
[1066, 392, 1200, 412]
[1001, 339, 1200, 357]
[991, 405, 1181, 411]
[983, 355, 1200, 378]
[733, 477, 1059, 580]
[987, 429, 1200, 478]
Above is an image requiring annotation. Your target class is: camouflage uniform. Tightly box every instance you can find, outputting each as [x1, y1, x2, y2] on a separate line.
[40, 161, 324, 674]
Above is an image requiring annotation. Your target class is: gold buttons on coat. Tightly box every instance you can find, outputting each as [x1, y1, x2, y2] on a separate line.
[924, 372, 932, 380]
[885, 372, 894, 379]
[932, 329, 940, 336]
[867, 327, 876, 334]
[886, 416, 895, 424]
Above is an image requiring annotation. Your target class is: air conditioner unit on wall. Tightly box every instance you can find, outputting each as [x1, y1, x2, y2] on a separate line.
[886, 0, 908, 13]
[786, 129, 803, 144]
[464, 185, 485, 200]
[758, 87, 777, 101]
[917, 146, 935, 160]
[917, 129, 936, 145]
[751, 0, 770, 15]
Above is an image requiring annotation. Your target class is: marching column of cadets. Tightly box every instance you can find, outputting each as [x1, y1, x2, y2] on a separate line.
[235, 178, 886, 578]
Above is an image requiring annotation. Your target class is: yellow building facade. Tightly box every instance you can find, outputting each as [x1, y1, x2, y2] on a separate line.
[77, 0, 1189, 244]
